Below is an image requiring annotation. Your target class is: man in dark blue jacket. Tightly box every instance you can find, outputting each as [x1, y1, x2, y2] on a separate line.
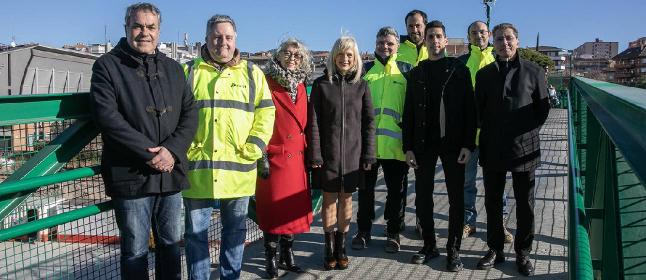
[89, 3, 197, 279]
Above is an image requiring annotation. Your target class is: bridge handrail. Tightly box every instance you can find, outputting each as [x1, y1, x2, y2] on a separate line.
[566, 89, 593, 280]
[572, 77, 646, 186]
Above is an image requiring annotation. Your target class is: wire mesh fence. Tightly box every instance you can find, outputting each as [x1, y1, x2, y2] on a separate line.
[0, 120, 264, 279]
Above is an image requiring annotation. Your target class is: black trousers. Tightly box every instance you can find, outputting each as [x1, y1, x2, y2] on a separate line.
[414, 151, 464, 250]
[357, 159, 409, 234]
[483, 169, 535, 256]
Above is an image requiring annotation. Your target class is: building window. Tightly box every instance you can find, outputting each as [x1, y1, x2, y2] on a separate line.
[641, 67, 646, 73]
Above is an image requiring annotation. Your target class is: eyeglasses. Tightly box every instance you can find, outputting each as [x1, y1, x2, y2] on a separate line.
[281, 51, 303, 60]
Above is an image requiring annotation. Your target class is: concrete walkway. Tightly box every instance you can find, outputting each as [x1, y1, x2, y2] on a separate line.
[236, 109, 569, 280]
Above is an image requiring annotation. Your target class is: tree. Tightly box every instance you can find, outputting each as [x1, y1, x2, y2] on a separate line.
[518, 48, 555, 70]
[636, 76, 646, 89]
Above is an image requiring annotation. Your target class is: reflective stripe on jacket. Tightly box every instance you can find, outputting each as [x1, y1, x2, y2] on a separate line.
[363, 54, 411, 161]
[182, 57, 275, 199]
[397, 38, 429, 66]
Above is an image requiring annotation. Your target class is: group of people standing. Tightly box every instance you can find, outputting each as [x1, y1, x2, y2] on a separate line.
[90, 3, 549, 280]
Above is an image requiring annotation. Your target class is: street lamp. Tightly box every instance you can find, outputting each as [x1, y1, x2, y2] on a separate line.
[483, 0, 496, 28]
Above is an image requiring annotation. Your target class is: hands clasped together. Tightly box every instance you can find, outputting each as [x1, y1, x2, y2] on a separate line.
[146, 146, 175, 173]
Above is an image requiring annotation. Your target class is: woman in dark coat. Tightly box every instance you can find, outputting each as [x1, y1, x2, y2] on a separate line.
[308, 36, 376, 270]
[256, 38, 313, 279]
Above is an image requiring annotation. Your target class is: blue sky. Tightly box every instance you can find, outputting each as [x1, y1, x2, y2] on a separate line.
[1, 0, 644, 52]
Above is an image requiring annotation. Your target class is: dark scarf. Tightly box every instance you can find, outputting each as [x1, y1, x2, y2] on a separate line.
[265, 58, 307, 103]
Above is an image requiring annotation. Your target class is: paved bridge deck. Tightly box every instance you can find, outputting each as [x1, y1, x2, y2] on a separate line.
[237, 109, 568, 279]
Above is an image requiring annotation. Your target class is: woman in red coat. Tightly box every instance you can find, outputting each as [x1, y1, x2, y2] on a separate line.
[256, 38, 313, 279]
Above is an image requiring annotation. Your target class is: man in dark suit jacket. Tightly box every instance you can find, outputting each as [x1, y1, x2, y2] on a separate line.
[475, 23, 550, 277]
[89, 3, 197, 279]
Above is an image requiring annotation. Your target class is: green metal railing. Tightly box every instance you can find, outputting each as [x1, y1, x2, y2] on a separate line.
[0, 92, 322, 279]
[568, 77, 646, 280]
[567, 89, 593, 280]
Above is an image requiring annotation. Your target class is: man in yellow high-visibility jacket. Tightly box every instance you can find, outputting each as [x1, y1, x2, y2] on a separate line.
[397, 9, 429, 240]
[182, 15, 275, 280]
[353, 26, 412, 254]
[397, 9, 429, 66]
[457, 21, 512, 244]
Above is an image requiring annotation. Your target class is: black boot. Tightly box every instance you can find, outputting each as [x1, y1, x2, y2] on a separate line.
[446, 248, 463, 272]
[323, 231, 337, 270]
[334, 231, 349, 270]
[263, 234, 279, 279]
[279, 234, 304, 273]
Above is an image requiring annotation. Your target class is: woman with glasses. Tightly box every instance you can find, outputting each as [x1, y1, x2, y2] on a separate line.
[308, 36, 376, 270]
[256, 38, 313, 279]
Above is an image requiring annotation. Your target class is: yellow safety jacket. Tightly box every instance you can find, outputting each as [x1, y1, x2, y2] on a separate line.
[363, 54, 412, 161]
[397, 38, 429, 66]
[459, 44, 495, 146]
[182, 58, 275, 199]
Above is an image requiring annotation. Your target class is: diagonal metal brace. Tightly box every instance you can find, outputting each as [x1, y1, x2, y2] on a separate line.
[0, 119, 99, 221]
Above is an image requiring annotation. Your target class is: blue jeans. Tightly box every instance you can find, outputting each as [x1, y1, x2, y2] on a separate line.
[463, 149, 509, 226]
[112, 192, 182, 280]
[184, 196, 250, 280]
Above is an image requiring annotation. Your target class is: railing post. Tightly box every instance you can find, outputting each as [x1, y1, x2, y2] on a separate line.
[600, 134, 623, 279]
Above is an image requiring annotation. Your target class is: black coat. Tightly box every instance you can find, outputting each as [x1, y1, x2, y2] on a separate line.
[90, 38, 198, 197]
[402, 57, 476, 156]
[475, 56, 550, 172]
[307, 72, 376, 193]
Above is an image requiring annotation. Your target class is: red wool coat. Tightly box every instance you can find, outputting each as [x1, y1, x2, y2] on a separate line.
[255, 76, 313, 234]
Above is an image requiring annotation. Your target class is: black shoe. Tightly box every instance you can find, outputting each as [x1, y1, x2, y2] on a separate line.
[446, 250, 463, 272]
[264, 239, 279, 279]
[477, 249, 505, 269]
[351, 231, 371, 250]
[384, 233, 400, 253]
[279, 235, 304, 273]
[410, 244, 440, 264]
[516, 255, 534, 276]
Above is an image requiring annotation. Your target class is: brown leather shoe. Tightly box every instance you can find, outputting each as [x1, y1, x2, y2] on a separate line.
[462, 224, 476, 239]
[504, 227, 514, 244]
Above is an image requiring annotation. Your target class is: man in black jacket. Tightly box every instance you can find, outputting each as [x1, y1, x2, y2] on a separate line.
[89, 3, 197, 279]
[475, 23, 549, 277]
[402, 20, 476, 272]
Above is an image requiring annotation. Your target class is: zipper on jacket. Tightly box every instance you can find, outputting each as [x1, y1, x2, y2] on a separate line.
[340, 76, 345, 186]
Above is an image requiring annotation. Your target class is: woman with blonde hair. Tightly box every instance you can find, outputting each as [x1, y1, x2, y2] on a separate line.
[307, 36, 376, 270]
[256, 37, 314, 279]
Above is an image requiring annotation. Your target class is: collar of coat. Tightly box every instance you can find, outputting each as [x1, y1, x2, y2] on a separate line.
[322, 68, 358, 83]
[374, 53, 394, 66]
[114, 37, 163, 65]
[201, 44, 241, 71]
[399, 35, 424, 50]
[469, 44, 494, 57]
[494, 53, 521, 72]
